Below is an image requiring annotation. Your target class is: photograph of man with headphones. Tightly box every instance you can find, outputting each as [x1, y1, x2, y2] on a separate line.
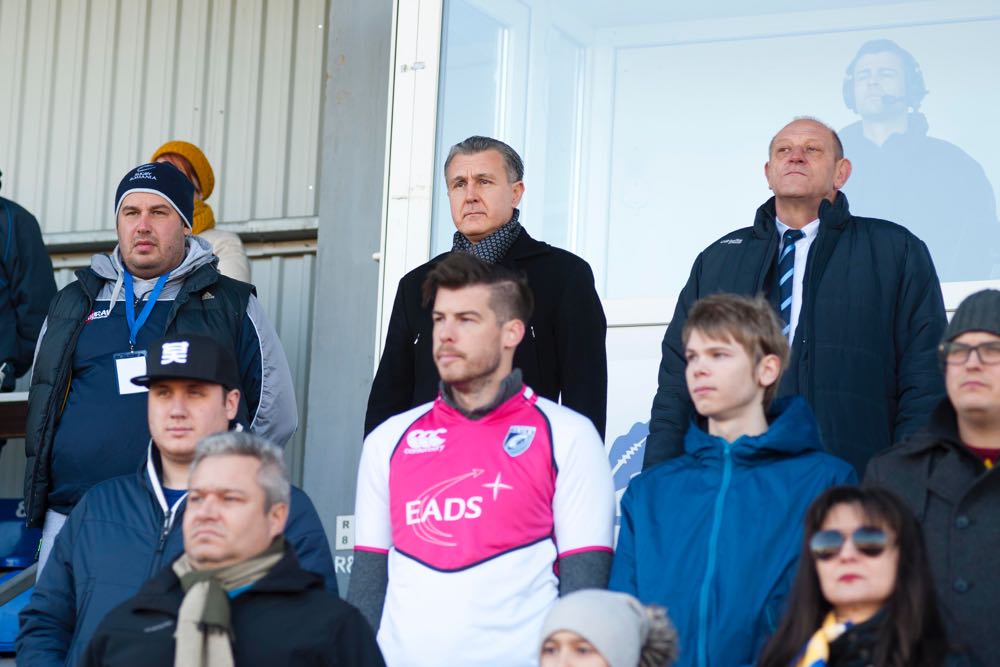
[838, 39, 1000, 282]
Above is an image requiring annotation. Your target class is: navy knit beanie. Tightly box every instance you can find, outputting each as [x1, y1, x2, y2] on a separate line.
[944, 289, 1000, 342]
[114, 162, 194, 228]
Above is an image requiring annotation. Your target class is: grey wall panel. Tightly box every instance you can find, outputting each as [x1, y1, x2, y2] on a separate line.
[304, 0, 394, 591]
[0, 0, 327, 235]
[247, 248, 317, 483]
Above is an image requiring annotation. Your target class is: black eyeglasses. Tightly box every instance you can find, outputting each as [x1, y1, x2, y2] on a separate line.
[939, 341, 1000, 366]
[809, 527, 890, 561]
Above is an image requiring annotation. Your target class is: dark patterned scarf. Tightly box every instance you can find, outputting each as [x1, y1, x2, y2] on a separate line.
[452, 209, 523, 264]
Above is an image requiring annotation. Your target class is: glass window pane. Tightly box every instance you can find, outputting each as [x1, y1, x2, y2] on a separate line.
[433, 0, 1000, 294]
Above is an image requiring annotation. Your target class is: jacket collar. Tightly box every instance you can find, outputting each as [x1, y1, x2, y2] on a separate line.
[898, 399, 992, 506]
[439, 369, 523, 419]
[752, 191, 852, 240]
[141, 444, 188, 520]
[840, 112, 931, 147]
[140, 424, 246, 515]
[911, 399, 965, 452]
[502, 227, 550, 261]
[683, 395, 824, 464]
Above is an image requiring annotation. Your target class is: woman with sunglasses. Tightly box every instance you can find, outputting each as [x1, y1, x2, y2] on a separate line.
[757, 486, 948, 667]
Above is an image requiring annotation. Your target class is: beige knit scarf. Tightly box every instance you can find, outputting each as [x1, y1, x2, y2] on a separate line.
[171, 537, 284, 667]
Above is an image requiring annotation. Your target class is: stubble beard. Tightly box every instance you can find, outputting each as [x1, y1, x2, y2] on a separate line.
[441, 349, 503, 395]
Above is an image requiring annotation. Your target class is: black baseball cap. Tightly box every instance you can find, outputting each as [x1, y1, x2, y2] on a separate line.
[132, 335, 240, 388]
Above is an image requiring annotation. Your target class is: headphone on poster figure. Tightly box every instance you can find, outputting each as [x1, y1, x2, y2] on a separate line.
[842, 39, 928, 112]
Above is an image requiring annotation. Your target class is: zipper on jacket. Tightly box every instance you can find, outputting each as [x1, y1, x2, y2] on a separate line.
[149, 509, 173, 577]
[696, 443, 734, 667]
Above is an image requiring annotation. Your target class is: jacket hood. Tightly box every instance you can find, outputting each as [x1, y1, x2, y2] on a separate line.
[683, 395, 824, 464]
[90, 234, 217, 284]
[752, 191, 852, 239]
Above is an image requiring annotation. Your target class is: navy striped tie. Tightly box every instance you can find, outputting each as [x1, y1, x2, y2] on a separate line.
[778, 229, 804, 336]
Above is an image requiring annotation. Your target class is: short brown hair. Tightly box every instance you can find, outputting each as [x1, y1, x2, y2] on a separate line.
[682, 293, 789, 408]
[421, 252, 534, 324]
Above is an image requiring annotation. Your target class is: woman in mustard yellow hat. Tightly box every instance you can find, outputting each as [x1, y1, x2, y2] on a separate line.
[150, 141, 251, 282]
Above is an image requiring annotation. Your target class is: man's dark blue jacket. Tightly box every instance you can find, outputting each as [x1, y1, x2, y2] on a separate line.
[16, 449, 337, 667]
[0, 196, 55, 377]
[645, 193, 947, 473]
[611, 397, 856, 667]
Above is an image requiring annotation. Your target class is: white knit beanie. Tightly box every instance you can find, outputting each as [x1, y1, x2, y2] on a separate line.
[539, 590, 678, 667]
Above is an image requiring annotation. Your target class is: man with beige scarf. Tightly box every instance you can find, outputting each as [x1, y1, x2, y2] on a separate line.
[80, 432, 384, 667]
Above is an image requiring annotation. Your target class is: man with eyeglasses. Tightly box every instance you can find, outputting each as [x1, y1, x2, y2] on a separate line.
[866, 289, 1000, 666]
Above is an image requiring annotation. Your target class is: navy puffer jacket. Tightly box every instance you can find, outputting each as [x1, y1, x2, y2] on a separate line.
[646, 193, 947, 473]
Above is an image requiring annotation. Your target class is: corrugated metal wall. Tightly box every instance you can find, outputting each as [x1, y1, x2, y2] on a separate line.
[0, 0, 327, 231]
[0, 0, 329, 486]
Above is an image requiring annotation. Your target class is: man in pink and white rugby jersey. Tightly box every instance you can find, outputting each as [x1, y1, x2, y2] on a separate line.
[348, 252, 615, 667]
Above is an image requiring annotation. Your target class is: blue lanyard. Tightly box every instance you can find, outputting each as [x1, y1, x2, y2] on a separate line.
[123, 269, 170, 350]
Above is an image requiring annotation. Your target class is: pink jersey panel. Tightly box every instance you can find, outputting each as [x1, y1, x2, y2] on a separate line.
[388, 388, 556, 571]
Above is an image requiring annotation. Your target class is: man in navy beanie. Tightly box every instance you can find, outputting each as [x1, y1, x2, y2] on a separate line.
[24, 162, 297, 573]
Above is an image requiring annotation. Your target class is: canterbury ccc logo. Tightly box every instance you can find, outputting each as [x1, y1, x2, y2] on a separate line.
[404, 428, 447, 454]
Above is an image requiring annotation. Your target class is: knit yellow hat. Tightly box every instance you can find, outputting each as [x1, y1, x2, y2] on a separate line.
[150, 140, 215, 200]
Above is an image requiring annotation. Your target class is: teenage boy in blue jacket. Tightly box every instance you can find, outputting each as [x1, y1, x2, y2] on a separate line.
[16, 335, 336, 667]
[610, 294, 855, 667]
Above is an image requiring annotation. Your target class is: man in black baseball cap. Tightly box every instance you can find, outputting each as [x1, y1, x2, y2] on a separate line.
[132, 333, 241, 389]
[17, 336, 335, 667]
[865, 289, 1000, 665]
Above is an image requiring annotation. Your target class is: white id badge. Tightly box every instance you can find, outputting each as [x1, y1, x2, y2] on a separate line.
[114, 351, 148, 395]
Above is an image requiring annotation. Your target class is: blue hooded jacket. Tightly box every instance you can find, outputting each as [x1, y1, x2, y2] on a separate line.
[610, 397, 856, 667]
[16, 447, 338, 667]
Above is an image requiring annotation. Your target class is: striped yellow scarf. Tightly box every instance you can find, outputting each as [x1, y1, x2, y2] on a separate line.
[794, 612, 851, 667]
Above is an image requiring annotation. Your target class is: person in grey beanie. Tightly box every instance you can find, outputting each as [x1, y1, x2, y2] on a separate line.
[865, 288, 1000, 666]
[539, 589, 678, 667]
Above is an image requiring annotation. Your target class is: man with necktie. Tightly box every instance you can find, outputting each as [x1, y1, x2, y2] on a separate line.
[644, 117, 946, 474]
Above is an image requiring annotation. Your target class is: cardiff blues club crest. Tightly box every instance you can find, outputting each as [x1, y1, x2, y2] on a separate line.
[502, 425, 536, 457]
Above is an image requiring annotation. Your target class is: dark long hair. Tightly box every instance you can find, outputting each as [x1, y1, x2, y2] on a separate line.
[757, 486, 947, 667]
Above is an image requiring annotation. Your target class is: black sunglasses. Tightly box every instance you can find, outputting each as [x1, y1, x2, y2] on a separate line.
[809, 527, 890, 560]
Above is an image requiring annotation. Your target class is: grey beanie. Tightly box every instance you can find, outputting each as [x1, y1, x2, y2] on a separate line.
[944, 290, 1000, 342]
[539, 590, 678, 667]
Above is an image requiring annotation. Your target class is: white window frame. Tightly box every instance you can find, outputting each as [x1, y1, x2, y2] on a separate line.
[378, 0, 1000, 360]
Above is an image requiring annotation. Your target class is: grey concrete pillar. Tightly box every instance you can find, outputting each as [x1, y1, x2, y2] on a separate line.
[303, 0, 395, 595]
